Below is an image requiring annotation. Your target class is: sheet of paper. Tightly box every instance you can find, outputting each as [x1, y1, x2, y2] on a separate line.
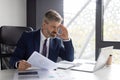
[27, 51, 57, 70]
[57, 60, 76, 69]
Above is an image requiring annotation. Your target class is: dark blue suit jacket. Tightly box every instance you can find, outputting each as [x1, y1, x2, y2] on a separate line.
[10, 30, 74, 68]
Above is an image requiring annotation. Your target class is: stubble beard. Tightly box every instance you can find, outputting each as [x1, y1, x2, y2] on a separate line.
[47, 30, 57, 38]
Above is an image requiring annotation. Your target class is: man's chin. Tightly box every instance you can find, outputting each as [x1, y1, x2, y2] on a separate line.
[50, 35, 56, 38]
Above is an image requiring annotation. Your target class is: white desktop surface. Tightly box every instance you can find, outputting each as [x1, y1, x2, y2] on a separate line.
[0, 64, 120, 80]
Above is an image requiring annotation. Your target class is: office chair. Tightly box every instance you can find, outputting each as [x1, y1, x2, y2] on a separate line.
[0, 26, 33, 70]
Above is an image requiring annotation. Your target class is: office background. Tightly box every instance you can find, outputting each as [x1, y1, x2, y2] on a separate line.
[0, 0, 120, 70]
[0, 0, 26, 27]
[0, 0, 63, 29]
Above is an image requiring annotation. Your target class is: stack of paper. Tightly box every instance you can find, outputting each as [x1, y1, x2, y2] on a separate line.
[27, 51, 57, 70]
[57, 60, 82, 69]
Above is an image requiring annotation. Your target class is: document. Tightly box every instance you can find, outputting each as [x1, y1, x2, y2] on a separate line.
[57, 60, 76, 69]
[57, 60, 82, 69]
[27, 51, 57, 70]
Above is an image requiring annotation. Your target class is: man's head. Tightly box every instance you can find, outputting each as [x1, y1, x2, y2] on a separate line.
[42, 9, 63, 38]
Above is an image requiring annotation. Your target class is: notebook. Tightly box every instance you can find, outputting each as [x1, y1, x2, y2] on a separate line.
[57, 60, 80, 70]
[71, 46, 113, 73]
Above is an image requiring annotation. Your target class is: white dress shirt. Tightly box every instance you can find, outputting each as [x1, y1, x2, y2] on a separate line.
[40, 31, 50, 58]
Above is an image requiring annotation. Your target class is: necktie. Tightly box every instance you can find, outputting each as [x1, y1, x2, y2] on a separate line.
[42, 39, 47, 57]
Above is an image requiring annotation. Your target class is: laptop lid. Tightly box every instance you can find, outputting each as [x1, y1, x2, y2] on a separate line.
[71, 46, 113, 72]
[94, 46, 113, 71]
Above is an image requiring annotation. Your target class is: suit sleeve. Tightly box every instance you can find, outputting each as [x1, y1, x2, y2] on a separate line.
[9, 32, 27, 68]
[59, 39, 74, 61]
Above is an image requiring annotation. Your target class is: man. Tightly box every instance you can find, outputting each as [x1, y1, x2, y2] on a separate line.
[10, 9, 74, 71]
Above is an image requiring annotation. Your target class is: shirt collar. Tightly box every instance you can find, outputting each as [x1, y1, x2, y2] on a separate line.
[40, 30, 47, 41]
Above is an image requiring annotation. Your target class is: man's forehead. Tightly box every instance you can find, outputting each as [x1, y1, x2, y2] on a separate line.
[48, 21, 60, 26]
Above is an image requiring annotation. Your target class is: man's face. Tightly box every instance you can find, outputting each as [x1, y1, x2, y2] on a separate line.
[44, 21, 60, 38]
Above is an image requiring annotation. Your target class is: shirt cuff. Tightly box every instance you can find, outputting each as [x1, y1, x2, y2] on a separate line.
[15, 61, 20, 68]
[63, 38, 70, 42]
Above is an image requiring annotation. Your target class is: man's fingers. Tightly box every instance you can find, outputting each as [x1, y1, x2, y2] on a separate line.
[18, 60, 31, 71]
[23, 60, 31, 66]
[25, 63, 31, 67]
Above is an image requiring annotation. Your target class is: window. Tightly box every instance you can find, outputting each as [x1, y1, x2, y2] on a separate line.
[64, 0, 120, 64]
[104, 0, 120, 41]
[64, 0, 96, 60]
[103, 0, 120, 64]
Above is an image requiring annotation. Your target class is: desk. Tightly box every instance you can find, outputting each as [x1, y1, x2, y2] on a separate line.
[0, 64, 120, 80]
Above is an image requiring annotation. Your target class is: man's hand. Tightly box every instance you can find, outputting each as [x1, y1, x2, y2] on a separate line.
[57, 24, 69, 40]
[17, 60, 31, 71]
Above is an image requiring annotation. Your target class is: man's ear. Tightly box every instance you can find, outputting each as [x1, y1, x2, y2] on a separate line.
[43, 21, 46, 26]
[42, 22, 47, 28]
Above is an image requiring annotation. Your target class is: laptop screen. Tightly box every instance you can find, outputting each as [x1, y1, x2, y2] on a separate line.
[94, 46, 113, 71]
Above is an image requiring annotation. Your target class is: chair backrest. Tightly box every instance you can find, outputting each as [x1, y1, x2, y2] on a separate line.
[0, 26, 33, 70]
[0, 26, 33, 46]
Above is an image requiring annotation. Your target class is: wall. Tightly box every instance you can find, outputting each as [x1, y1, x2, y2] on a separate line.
[0, 0, 26, 27]
[36, 0, 63, 29]
[27, 0, 63, 29]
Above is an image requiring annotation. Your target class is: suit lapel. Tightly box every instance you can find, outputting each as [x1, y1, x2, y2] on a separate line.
[48, 38, 58, 62]
[48, 38, 55, 58]
[49, 38, 52, 57]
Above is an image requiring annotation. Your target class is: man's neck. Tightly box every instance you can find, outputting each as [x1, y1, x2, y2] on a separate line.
[41, 30, 46, 39]
[41, 29, 48, 38]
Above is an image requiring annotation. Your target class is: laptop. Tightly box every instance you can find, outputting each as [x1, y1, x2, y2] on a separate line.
[70, 46, 113, 73]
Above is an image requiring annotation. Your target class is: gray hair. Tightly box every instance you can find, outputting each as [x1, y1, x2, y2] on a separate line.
[43, 9, 63, 23]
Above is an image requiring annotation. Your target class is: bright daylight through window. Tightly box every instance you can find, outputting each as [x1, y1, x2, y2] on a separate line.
[64, 0, 120, 64]
[64, 0, 96, 60]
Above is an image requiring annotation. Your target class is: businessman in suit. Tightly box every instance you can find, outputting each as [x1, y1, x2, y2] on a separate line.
[10, 9, 74, 71]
